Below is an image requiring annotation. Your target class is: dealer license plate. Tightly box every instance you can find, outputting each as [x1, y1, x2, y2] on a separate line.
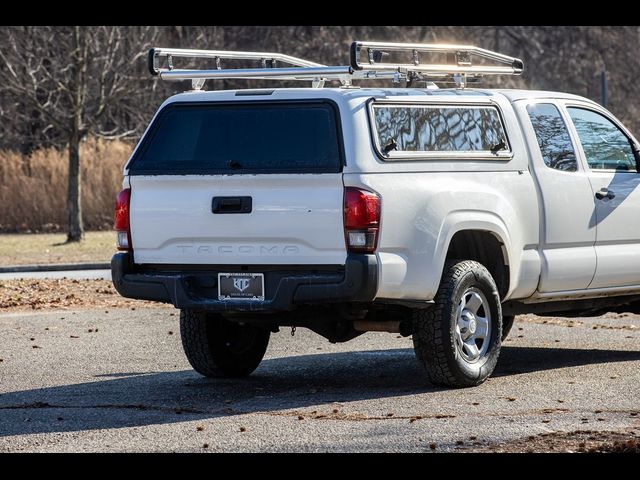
[218, 273, 265, 301]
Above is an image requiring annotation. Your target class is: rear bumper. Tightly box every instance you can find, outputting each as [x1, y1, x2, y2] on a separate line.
[111, 252, 377, 311]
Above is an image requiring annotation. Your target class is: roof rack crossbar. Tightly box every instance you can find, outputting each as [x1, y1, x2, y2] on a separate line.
[148, 41, 524, 90]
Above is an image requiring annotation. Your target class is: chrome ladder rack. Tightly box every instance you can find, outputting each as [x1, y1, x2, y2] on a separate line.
[148, 41, 524, 90]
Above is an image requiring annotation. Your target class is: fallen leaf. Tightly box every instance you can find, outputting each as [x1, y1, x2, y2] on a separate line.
[196, 426, 204, 431]
[203, 443, 209, 449]
[239, 427, 246, 432]
[298, 415, 304, 420]
[429, 443, 437, 450]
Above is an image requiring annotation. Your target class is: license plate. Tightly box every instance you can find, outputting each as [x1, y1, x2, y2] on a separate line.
[218, 273, 265, 301]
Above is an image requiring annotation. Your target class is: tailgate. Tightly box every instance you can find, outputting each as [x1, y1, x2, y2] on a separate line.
[129, 174, 346, 265]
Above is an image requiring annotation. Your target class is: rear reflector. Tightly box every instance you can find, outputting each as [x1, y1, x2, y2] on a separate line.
[114, 188, 131, 251]
[344, 187, 381, 253]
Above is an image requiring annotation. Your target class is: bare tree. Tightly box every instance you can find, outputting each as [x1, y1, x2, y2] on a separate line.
[0, 26, 158, 241]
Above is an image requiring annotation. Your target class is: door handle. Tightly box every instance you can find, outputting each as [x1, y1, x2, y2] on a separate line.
[595, 188, 616, 200]
[212, 196, 252, 214]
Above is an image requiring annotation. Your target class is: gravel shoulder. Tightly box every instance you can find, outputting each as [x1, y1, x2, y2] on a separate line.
[0, 278, 156, 311]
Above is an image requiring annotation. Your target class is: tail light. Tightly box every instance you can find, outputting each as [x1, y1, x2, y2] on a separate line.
[344, 187, 381, 253]
[114, 188, 132, 251]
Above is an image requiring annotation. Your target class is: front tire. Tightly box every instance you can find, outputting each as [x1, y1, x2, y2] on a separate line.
[180, 309, 270, 378]
[412, 260, 502, 388]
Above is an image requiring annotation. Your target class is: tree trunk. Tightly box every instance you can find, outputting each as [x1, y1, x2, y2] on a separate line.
[66, 128, 83, 242]
[66, 26, 86, 243]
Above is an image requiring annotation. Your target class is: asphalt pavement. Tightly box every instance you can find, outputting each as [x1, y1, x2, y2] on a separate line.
[0, 307, 639, 452]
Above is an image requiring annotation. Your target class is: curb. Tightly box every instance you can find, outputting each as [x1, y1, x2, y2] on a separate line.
[0, 263, 110, 273]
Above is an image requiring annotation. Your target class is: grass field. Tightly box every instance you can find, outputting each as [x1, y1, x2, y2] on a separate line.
[0, 137, 132, 233]
[0, 231, 115, 266]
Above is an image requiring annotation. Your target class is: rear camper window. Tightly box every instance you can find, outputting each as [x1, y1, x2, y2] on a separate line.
[128, 101, 343, 174]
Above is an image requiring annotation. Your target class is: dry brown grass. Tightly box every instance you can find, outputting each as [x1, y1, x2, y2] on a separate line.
[0, 137, 133, 232]
[0, 231, 115, 266]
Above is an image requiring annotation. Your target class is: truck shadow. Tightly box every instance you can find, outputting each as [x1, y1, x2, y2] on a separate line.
[1, 345, 639, 437]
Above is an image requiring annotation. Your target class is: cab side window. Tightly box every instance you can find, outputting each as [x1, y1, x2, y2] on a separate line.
[567, 107, 637, 172]
[527, 103, 577, 172]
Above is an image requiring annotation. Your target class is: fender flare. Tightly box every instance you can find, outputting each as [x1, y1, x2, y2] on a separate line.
[432, 210, 515, 297]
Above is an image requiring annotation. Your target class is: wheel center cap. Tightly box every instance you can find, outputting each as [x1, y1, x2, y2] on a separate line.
[468, 317, 477, 334]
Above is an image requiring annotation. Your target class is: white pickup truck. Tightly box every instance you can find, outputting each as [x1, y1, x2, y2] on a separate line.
[112, 41, 640, 388]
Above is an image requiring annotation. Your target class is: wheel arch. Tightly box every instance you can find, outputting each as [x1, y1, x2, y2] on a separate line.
[434, 211, 514, 300]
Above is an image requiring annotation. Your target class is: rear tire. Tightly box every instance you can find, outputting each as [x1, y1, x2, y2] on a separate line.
[412, 260, 502, 388]
[179, 309, 270, 378]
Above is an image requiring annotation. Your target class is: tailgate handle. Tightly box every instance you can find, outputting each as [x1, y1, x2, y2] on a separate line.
[212, 196, 252, 214]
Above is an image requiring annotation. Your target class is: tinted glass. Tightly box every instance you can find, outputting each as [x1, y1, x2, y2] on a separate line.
[527, 103, 577, 172]
[373, 105, 509, 154]
[567, 107, 636, 172]
[129, 102, 342, 174]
